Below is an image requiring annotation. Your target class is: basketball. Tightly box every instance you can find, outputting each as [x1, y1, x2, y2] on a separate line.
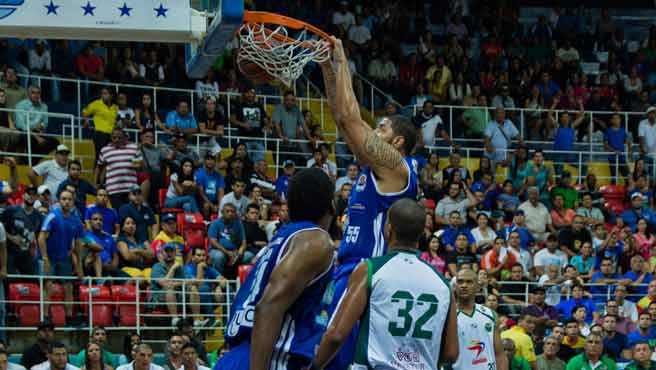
[237, 52, 276, 85]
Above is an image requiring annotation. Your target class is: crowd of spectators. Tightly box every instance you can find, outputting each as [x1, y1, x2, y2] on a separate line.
[4, 1, 656, 370]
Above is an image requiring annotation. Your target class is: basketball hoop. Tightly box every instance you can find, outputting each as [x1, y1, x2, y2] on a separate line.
[237, 11, 333, 86]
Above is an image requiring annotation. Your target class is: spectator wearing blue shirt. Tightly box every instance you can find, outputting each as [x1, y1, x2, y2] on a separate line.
[38, 189, 84, 322]
[82, 211, 119, 279]
[500, 210, 535, 250]
[84, 187, 119, 235]
[440, 211, 475, 250]
[118, 186, 157, 243]
[56, 159, 97, 218]
[590, 257, 621, 303]
[604, 113, 631, 185]
[535, 71, 560, 105]
[627, 312, 656, 350]
[195, 153, 225, 220]
[620, 254, 653, 302]
[471, 172, 498, 210]
[556, 283, 597, 323]
[164, 101, 198, 136]
[621, 193, 656, 232]
[548, 102, 585, 174]
[207, 203, 247, 274]
[275, 160, 296, 201]
[184, 246, 225, 319]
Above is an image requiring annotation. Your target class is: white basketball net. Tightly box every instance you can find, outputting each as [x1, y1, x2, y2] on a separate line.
[237, 22, 331, 86]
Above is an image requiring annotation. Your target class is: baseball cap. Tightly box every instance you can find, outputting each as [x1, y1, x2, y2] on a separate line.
[129, 184, 142, 194]
[631, 192, 646, 200]
[162, 213, 176, 222]
[163, 243, 177, 251]
[56, 144, 70, 153]
[647, 106, 656, 114]
[37, 185, 50, 195]
[283, 160, 295, 168]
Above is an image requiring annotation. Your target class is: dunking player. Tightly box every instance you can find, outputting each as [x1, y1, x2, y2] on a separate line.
[453, 269, 508, 370]
[215, 168, 336, 370]
[319, 37, 419, 370]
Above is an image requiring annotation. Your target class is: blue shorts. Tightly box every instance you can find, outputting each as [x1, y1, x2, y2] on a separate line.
[214, 341, 311, 370]
[325, 259, 362, 370]
[38, 258, 73, 278]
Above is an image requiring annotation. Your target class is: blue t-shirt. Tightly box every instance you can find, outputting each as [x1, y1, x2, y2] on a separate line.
[84, 205, 119, 235]
[195, 167, 225, 203]
[570, 255, 596, 276]
[556, 297, 596, 323]
[275, 175, 290, 201]
[165, 111, 198, 130]
[41, 208, 84, 262]
[604, 127, 627, 152]
[621, 207, 656, 232]
[56, 178, 97, 217]
[595, 241, 624, 268]
[553, 126, 575, 151]
[590, 272, 619, 302]
[84, 230, 117, 264]
[627, 329, 656, 349]
[208, 218, 245, 251]
[603, 333, 628, 360]
[440, 226, 475, 248]
[623, 271, 653, 301]
[500, 225, 535, 250]
[184, 263, 220, 291]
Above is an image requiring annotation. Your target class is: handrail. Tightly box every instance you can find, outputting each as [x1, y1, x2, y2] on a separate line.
[352, 71, 403, 115]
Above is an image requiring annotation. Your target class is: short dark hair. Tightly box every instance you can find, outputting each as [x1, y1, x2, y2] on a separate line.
[388, 115, 416, 155]
[503, 179, 513, 187]
[49, 341, 67, 353]
[181, 342, 196, 352]
[246, 203, 260, 213]
[287, 168, 334, 223]
[639, 311, 651, 319]
[387, 199, 425, 247]
[565, 318, 578, 326]
[283, 90, 294, 98]
[68, 159, 82, 170]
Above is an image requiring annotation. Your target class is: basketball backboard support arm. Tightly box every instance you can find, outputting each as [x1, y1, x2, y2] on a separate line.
[185, 0, 243, 79]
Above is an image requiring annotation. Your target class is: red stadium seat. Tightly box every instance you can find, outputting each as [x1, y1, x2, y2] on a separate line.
[600, 185, 626, 201]
[177, 213, 205, 233]
[111, 285, 140, 326]
[79, 285, 113, 326]
[238, 264, 253, 284]
[159, 189, 183, 214]
[178, 213, 207, 251]
[9, 283, 41, 326]
[49, 284, 66, 326]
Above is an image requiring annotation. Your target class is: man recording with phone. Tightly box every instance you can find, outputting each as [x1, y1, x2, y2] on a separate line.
[434, 179, 478, 226]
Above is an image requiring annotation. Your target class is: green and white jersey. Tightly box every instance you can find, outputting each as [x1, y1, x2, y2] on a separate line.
[352, 250, 452, 370]
[452, 304, 497, 370]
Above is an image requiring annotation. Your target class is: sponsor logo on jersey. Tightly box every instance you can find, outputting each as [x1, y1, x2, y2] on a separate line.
[485, 322, 493, 332]
[355, 174, 366, 192]
[467, 340, 488, 365]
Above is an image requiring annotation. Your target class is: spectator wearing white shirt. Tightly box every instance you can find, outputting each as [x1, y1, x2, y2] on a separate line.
[538, 263, 566, 306]
[138, 50, 165, 86]
[533, 234, 569, 276]
[116, 93, 135, 129]
[28, 145, 69, 195]
[30, 343, 79, 370]
[347, 16, 371, 46]
[412, 100, 454, 148]
[307, 143, 337, 181]
[639, 106, 656, 175]
[28, 40, 59, 102]
[194, 69, 219, 108]
[518, 187, 555, 242]
[335, 163, 359, 194]
[116, 345, 164, 370]
[555, 40, 580, 64]
[177, 343, 210, 370]
[368, 51, 398, 89]
[332, 1, 355, 31]
[483, 106, 522, 168]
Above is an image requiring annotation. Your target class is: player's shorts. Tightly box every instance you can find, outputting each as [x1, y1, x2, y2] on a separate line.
[325, 258, 362, 370]
[214, 341, 311, 370]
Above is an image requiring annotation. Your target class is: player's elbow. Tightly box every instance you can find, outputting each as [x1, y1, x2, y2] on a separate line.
[442, 344, 459, 363]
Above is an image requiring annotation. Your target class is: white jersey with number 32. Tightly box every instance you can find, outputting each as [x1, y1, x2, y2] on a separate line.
[352, 250, 452, 370]
[452, 304, 497, 370]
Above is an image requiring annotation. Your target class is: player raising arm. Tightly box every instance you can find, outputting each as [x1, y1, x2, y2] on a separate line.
[312, 199, 458, 370]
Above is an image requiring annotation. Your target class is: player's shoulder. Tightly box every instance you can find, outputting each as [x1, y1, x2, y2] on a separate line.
[474, 304, 497, 322]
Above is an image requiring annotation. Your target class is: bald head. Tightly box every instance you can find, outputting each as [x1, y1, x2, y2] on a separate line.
[385, 199, 425, 248]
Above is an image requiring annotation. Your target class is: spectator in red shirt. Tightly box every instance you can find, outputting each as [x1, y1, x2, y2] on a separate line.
[76, 45, 105, 81]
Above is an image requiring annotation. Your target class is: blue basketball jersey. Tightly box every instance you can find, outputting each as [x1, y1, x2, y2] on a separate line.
[225, 221, 334, 361]
[337, 157, 419, 262]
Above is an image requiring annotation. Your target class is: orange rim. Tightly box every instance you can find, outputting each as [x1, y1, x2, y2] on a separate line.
[241, 11, 334, 47]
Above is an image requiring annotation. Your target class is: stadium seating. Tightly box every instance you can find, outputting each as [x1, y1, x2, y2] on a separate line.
[79, 285, 114, 326]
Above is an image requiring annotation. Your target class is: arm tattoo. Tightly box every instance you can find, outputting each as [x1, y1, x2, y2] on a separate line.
[363, 131, 404, 170]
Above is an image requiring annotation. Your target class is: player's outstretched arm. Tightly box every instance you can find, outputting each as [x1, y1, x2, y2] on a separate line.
[250, 231, 334, 370]
[312, 260, 369, 369]
[438, 291, 459, 365]
[320, 38, 408, 191]
[494, 320, 508, 370]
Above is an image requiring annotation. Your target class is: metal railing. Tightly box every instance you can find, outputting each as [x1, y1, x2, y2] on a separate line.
[4, 274, 239, 342]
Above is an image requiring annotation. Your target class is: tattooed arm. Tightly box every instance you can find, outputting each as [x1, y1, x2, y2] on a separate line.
[320, 38, 408, 193]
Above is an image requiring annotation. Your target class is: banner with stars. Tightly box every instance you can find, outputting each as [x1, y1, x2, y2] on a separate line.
[0, 0, 198, 42]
